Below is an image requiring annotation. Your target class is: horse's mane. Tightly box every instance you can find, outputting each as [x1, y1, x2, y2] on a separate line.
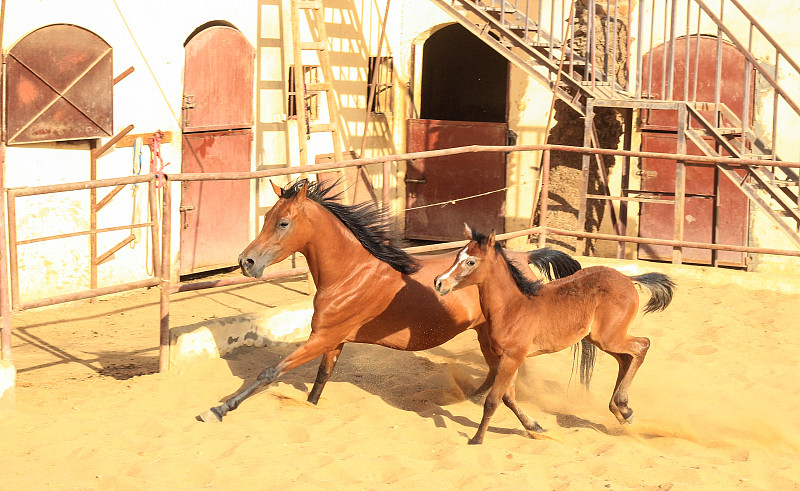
[281, 179, 420, 275]
[471, 229, 542, 297]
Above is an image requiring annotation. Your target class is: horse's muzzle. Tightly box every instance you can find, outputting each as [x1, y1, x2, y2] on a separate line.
[238, 255, 264, 278]
[433, 277, 451, 296]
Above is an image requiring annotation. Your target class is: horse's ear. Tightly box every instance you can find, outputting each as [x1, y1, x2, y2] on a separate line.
[463, 223, 473, 240]
[296, 180, 309, 202]
[487, 229, 496, 248]
[270, 180, 283, 198]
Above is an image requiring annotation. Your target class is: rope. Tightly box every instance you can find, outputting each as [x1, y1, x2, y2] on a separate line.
[148, 130, 170, 188]
[111, 0, 181, 126]
[405, 179, 535, 212]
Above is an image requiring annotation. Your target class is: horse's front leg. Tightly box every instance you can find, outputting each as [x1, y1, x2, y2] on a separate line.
[469, 324, 499, 403]
[307, 343, 345, 405]
[197, 332, 342, 422]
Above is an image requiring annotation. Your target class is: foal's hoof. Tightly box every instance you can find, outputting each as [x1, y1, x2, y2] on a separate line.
[623, 414, 634, 424]
[196, 408, 223, 423]
[528, 421, 547, 433]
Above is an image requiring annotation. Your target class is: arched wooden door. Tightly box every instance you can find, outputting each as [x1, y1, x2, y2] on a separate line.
[180, 26, 254, 275]
[638, 35, 752, 267]
[405, 24, 509, 241]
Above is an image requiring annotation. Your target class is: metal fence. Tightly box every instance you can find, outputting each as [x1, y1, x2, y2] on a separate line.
[2, 143, 799, 369]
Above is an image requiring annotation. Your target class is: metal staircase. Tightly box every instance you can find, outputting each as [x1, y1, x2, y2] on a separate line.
[427, 0, 800, 253]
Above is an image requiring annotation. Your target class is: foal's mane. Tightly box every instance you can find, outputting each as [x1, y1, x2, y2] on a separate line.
[281, 179, 420, 274]
[471, 229, 542, 297]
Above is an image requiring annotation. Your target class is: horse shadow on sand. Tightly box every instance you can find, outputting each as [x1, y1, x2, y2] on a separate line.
[214, 339, 615, 441]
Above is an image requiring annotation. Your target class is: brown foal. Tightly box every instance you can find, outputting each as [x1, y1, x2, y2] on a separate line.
[434, 225, 675, 444]
[197, 179, 581, 423]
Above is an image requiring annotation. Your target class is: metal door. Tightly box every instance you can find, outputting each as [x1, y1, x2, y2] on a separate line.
[180, 26, 254, 274]
[5, 24, 113, 144]
[405, 119, 506, 241]
[637, 134, 748, 266]
[639, 36, 751, 266]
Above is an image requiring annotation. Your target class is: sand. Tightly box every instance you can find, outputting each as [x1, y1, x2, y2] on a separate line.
[1, 266, 799, 490]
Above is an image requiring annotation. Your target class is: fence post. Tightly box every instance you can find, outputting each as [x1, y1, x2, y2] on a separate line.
[537, 149, 550, 248]
[159, 176, 172, 372]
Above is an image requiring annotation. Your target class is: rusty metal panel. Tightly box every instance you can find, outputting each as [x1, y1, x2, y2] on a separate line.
[5, 24, 113, 144]
[405, 119, 506, 241]
[182, 26, 255, 132]
[638, 132, 748, 266]
[641, 36, 752, 130]
[180, 130, 252, 274]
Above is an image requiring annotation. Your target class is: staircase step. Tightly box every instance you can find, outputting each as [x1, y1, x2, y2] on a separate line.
[483, 6, 517, 14]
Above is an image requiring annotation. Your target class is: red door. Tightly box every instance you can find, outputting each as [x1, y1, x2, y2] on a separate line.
[180, 26, 254, 274]
[405, 119, 506, 241]
[639, 36, 751, 266]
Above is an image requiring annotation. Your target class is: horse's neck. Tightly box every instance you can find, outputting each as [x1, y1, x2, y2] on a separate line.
[477, 255, 529, 320]
[301, 203, 390, 290]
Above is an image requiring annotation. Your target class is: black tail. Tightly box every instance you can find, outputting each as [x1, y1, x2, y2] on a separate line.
[527, 248, 582, 281]
[630, 272, 676, 314]
[572, 338, 597, 389]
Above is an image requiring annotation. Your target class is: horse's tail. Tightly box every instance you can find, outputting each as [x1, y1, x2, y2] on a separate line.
[527, 248, 582, 281]
[629, 272, 676, 314]
[572, 338, 597, 389]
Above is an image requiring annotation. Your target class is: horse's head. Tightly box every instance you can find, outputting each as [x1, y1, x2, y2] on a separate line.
[238, 180, 312, 278]
[433, 223, 495, 296]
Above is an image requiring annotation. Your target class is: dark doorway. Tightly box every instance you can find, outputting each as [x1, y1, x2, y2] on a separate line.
[406, 24, 508, 241]
[420, 24, 508, 123]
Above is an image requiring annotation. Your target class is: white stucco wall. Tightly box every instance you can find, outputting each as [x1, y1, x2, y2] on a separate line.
[3, 0, 258, 302]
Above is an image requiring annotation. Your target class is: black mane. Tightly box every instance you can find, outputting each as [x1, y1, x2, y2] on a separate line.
[281, 179, 420, 274]
[471, 228, 542, 297]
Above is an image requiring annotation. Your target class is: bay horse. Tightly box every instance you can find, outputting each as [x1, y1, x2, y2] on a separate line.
[198, 179, 582, 423]
[433, 225, 675, 444]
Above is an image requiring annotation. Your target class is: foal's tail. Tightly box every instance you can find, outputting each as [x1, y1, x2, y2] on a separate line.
[629, 272, 676, 314]
[527, 248, 582, 281]
[573, 338, 597, 389]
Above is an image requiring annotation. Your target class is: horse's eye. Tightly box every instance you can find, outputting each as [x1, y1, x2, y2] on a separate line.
[278, 219, 290, 229]
[466, 259, 475, 267]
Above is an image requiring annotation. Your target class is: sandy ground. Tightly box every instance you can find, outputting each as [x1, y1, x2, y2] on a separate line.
[1, 263, 800, 490]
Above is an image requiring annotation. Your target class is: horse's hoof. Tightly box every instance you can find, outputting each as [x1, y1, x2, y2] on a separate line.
[196, 408, 222, 423]
[467, 437, 482, 445]
[624, 414, 634, 424]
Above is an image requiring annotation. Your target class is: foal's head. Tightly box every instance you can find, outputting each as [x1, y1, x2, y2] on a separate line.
[433, 224, 497, 296]
[434, 224, 543, 297]
[239, 179, 317, 278]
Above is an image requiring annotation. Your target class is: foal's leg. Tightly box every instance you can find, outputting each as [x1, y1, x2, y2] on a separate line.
[307, 343, 345, 405]
[469, 354, 522, 445]
[470, 324, 499, 403]
[502, 368, 545, 434]
[198, 332, 341, 422]
[603, 335, 650, 424]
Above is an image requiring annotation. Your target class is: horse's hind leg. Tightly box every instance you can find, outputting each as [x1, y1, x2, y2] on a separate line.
[604, 335, 650, 424]
[307, 343, 345, 405]
[502, 369, 545, 435]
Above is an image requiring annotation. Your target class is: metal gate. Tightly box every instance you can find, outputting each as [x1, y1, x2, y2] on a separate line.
[405, 119, 506, 241]
[639, 36, 752, 266]
[180, 26, 254, 274]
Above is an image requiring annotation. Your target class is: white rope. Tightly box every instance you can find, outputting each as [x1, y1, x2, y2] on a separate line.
[405, 179, 537, 212]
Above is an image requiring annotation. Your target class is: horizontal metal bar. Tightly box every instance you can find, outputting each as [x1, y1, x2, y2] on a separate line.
[586, 194, 675, 204]
[8, 174, 155, 197]
[168, 144, 800, 184]
[171, 267, 310, 294]
[20, 278, 160, 311]
[17, 222, 153, 246]
[545, 227, 800, 257]
[403, 227, 543, 254]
